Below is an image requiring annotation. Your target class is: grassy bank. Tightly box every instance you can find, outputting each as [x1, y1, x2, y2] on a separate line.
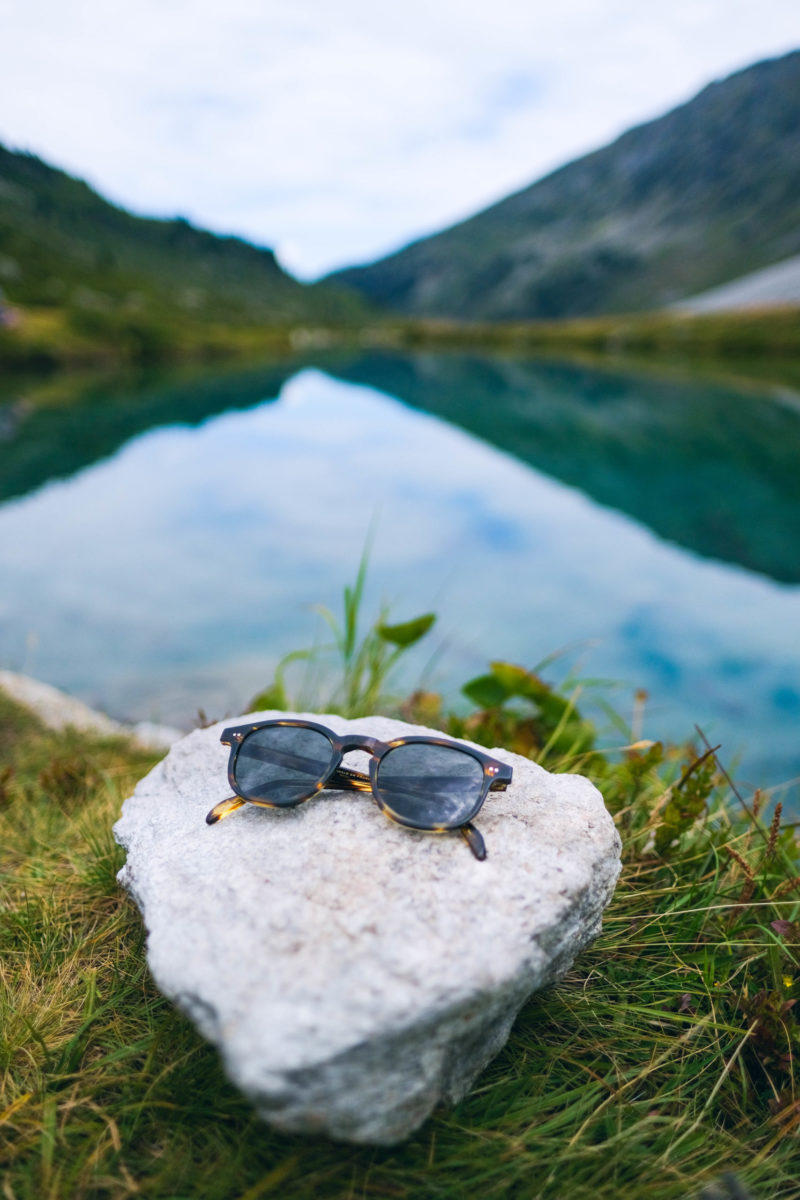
[1, 662, 799, 1198]
[390, 305, 800, 361]
[0, 305, 308, 371]
[2, 302, 799, 373]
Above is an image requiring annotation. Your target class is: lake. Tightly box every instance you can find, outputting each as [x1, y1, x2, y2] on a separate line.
[1, 349, 799, 793]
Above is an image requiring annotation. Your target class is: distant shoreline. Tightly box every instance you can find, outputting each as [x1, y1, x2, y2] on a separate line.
[1, 303, 798, 373]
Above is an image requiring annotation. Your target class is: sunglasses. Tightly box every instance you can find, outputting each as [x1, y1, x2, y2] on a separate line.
[205, 718, 513, 860]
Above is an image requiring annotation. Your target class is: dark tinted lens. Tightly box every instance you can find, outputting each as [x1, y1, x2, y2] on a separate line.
[234, 725, 334, 806]
[375, 742, 484, 828]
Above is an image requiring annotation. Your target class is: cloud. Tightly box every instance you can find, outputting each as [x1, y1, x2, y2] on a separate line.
[0, 0, 797, 276]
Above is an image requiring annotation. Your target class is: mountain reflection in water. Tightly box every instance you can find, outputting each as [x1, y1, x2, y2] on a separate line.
[329, 353, 800, 584]
[0, 352, 798, 792]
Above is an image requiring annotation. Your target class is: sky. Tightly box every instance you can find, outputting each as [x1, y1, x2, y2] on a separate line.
[0, 1, 798, 279]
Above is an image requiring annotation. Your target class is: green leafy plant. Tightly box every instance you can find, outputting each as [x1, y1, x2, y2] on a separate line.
[454, 658, 598, 764]
[249, 546, 436, 718]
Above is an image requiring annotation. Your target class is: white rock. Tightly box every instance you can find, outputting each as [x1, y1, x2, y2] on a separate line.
[114, 710, 621, 1144]
[0, 670, 122, 736]
[128, 720, 186, 752]
[0, 670, 183, 750]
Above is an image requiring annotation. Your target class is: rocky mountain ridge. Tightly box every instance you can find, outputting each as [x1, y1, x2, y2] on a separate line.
[332, 50, 800, 320]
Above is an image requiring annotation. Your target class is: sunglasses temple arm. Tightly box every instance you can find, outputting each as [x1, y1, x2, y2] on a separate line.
[206, 795, 247, 825]
[206, 787, 487, 862]
[326, 765, 373, 792]
[326, 767, 488, 858]
[460, 822, 487, 861]
[206, 772, 371, 827]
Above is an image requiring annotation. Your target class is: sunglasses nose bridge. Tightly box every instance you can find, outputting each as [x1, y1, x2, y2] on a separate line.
[336, 734, 388, 757]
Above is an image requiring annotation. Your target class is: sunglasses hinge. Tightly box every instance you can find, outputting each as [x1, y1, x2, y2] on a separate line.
[220, 729, 245, 747]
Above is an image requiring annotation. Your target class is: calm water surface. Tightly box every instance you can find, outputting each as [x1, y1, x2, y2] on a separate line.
[0, 352, 798, 792]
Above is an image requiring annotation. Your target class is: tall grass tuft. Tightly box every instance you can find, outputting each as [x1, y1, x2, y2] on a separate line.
[249, 544, 436, 719]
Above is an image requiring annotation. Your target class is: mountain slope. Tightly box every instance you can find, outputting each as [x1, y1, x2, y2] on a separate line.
[0, 143, 362, 328]
[332, 50, 800, 320]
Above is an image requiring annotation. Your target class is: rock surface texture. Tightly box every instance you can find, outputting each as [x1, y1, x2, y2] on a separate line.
[114, 711, 622, 1144]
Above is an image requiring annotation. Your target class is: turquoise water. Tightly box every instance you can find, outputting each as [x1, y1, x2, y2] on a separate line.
[0, 353, 798, 793]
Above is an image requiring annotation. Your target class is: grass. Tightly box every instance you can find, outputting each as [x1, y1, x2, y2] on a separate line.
[1, 640, 799, 1200]
[2, 301, 799, 374]
[389, 306, 800, 362]
[0, 304, 308, 371]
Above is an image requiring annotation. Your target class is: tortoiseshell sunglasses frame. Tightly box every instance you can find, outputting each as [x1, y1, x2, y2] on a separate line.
[205, 717, 513, 860]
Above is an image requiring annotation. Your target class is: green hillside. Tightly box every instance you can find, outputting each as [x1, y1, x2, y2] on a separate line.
[332, 50, 800, 320]
[0, 143, 364, 362]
